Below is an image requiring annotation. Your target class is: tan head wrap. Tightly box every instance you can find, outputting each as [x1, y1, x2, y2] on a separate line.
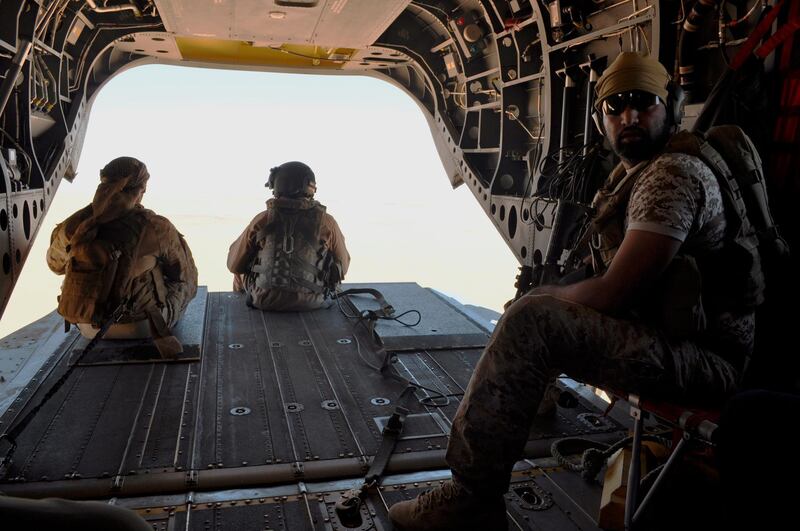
[71, 157, 150, 245]
[594, 52, 671, 111]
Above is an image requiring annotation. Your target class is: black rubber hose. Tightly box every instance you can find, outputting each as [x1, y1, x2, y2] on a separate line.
[678, 0, 720, 102]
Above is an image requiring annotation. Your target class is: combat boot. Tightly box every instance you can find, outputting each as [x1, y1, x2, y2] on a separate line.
[388, 479, 508, 531]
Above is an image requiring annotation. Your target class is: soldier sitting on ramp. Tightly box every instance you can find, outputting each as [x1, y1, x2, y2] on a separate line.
[227, 161, 350, 311]
[47, 156, 198, 358]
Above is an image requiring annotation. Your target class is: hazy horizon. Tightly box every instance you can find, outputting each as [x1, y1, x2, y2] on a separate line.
[0, 64, 519, 339]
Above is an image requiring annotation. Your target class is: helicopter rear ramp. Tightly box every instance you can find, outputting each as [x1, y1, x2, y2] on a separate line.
[0, 282, 624, 529]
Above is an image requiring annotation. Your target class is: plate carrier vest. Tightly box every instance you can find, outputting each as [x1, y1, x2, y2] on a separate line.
[589, 126, 782, 337]
[248, 199, 331, 302]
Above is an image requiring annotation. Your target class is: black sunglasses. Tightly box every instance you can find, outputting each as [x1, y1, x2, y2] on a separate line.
[601, 90, 662, 115]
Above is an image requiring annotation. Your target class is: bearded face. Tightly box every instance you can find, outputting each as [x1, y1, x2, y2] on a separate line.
[601, 91, 673, 164]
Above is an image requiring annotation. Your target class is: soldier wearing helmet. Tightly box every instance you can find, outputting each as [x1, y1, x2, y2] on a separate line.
[389, 53, 763, 530]
[227, 161, 350, 311]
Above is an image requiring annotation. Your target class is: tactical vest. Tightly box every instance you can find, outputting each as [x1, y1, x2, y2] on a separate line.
[58, 210, 147, 327]
[590, 126, 773, 336]
[248, 199, 331, 303]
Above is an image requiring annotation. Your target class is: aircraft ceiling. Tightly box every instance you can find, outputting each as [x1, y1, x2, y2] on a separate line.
[155, 0, 411, 48]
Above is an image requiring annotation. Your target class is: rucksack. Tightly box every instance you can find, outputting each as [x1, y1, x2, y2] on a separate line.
[250, 200, 330, 298]
[664, 125, 788, 311]
[57, 210, 147, 326]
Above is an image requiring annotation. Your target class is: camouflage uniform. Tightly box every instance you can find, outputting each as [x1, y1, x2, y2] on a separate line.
[446, 151, 750, 493]
[48, 204, 198, 337]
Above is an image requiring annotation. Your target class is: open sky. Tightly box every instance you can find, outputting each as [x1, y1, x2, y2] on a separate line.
[0, 64, 519, 338]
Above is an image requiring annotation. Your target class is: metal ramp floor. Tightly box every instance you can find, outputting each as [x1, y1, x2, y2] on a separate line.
[0, 283, 631, 530]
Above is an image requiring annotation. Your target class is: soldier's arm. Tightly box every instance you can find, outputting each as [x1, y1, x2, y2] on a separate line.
[537, 154, 711, 314]
[46, 222, 70, 274]
[46, 206, 91, 275]
[534, 230, 680, 313]
[227, 213, 265, 274]
[326, 216, 350, 277]
[157, 219, 198, 294]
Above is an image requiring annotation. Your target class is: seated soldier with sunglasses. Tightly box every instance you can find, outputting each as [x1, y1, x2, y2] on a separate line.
[388, 52, 759, 530]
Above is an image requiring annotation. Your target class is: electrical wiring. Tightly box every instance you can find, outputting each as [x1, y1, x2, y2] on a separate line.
[637, 24, 651, 54]
[722, 0, 763, 29]
[619, 3, 655, 22]
[538, 140, 607, 204]
[505, 110, 544, 141]
[0, 128, 33, 186]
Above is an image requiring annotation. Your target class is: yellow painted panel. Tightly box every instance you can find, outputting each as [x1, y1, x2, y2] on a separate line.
[175, 37, 357, 69]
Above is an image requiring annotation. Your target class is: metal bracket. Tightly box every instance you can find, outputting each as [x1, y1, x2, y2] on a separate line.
[185, 469, 199, 487]
[292, 461, 305, 478]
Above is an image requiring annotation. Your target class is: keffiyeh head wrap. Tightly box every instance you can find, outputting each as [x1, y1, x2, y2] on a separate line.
[71, 157, 150, 245]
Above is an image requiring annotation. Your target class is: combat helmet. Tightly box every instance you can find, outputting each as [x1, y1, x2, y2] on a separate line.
[267, 161, 316, 198]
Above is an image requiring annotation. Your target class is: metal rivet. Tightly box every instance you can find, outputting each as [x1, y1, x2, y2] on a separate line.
[228, 343, 243, 349]
[230, 406, 251, 416]
[321, 400, 340, 411]
[286, 402, 304, 413]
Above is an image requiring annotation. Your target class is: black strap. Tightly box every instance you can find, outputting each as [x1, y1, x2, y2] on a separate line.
[364, 387, 415, 484]
[333, 385, 414, 525]
[0, 303, 127, 477]
[332, 288, 395, 317]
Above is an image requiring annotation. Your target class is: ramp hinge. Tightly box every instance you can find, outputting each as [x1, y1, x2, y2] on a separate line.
[111, 475, 124, 491]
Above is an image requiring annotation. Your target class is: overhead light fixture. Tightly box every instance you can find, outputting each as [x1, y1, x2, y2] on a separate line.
[269, 11, 286, 19]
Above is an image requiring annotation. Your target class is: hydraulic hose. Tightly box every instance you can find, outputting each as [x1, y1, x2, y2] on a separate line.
[678, 0, 720, 102]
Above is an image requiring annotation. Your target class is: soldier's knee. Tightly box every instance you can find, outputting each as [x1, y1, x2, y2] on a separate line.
[504, 293, 566, 320]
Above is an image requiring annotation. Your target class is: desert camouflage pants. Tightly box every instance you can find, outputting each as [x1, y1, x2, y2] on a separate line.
[446, 294, 740, 494]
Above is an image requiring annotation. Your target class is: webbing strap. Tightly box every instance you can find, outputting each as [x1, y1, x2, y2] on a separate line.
[365, 406, 409, 485]
[290, 275, 326, 294]
[333, 385, 414, 526]
[150, 267, 166, 304]
[145, 307, 183, 359]
[333, 288, 395, 318]
[364, 386, 416, 484]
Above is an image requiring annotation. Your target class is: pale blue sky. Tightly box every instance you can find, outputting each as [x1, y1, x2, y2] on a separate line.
[1, 64, 518, 337]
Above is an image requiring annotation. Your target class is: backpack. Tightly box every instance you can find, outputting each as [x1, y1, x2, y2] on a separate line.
[250, 200, 330, 298]
[57, 210, 147, 326]
[664, 125, 788, 311]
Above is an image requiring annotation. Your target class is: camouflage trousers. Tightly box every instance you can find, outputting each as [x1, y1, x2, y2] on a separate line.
[445, 294, 740, 494]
